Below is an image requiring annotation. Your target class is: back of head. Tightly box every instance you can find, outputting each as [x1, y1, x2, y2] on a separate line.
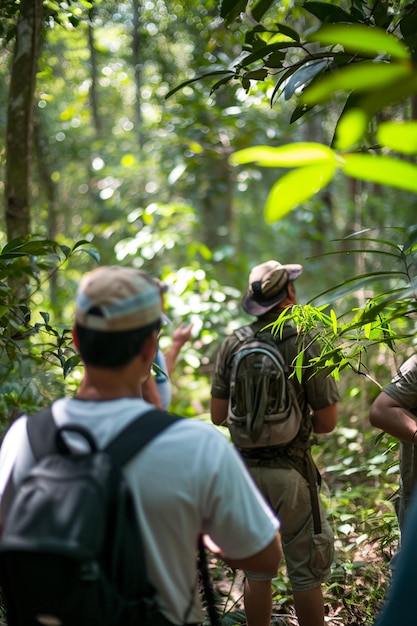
[75, 266, 162, 368]
[241, 259, 302, 317]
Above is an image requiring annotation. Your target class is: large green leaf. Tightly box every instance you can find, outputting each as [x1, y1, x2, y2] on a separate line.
[359, 74, 417, 117]
[341, 154, 417, 192]
[377, 121, 417, 155]
[264, 162, 336, 222]
[310, 24, 411, 61]
[230, 142, 336, 167]
[302, 62, 411, 105]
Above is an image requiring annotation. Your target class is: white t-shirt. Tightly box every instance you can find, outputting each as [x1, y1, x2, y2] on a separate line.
[0, 398, 279, 625]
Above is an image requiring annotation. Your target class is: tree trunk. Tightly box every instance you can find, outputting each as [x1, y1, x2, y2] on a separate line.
[4, 0, 43, 242]
[132, 0, 143, 148]
[88, 6, 101, 137]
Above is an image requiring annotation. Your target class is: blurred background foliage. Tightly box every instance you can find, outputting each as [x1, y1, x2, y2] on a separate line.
[1, 0, 417, 623]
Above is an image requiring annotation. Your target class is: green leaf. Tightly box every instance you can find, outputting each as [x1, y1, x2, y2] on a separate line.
[294, 350, 304, 383]
[341, 154, 417, 192]
[220, 0, 248, 24]
[76, 248, 101, 263]
[310, 24, 411, 61]
[264, 162, 336, 222]
[243, 68, 268, 81]
[165, 71, 235, 99]
[284, 60, 328, 100]
[230, 142, 336, 167]
[251, 0, 275, 22]
[330, 309, 338, 334]
[271, 22, 301, 41]
[302, 62, 411, 105]
[239, 42, 292, 68]
[359, 74, 417, 117]
[304, 2, 360, 24]
[335, 108, 369, 150]
[377, 121, 417, 155]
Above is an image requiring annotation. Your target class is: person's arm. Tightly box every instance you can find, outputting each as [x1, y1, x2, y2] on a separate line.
[210, 396, 228, 426]
[312, 402, 338, 434]
[164, 323, 192, 378]
[370, 391, 417, 443]
[141, 376, 163, 409]
[204, 532, 282, 574]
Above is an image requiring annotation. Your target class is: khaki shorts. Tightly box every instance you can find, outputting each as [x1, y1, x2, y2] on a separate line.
[247, 465, 334, 592]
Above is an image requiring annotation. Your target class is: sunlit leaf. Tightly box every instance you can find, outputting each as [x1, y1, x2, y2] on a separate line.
[359, 74, 417, 117]
[341, 154, 417, 192]
[302, 62, 411, 105]
[377, 121, 417, 155]
[335, 108, 369, 150]
[330, 309, 338, 334]
[295, 350, 304, 383]
[264, 162, 336, 222]
[230, 143, 336, 167]
[310, 24, 411, 61]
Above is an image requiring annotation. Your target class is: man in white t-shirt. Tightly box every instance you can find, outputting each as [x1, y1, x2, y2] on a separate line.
[0, 265, 282, 626]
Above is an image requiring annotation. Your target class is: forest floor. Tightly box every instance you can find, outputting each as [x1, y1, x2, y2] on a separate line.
[209, 534, 393, 626]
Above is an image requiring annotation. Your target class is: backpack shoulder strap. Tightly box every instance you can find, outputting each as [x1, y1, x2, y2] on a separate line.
[27, 406, 181, 469]
[234, 324, 255, 342]
[105, 409, 181, 468]
[27, 408, 57, 460]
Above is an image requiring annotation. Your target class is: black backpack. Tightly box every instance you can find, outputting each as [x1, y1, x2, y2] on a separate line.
[0, 407, 181, 626]
[227, 325, 303, 449]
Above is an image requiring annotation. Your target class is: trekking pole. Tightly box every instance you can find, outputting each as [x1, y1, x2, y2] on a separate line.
[198, 536, 222, 626]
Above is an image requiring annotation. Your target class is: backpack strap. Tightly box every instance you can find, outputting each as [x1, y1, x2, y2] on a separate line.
[27, 407, 61, 460]
[234, 324, 254, 342]
[105, 409, 181, 467]
[26, 406, 181, 468]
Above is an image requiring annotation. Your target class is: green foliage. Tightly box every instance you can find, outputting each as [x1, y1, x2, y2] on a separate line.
[1, 3, 416, 621]
[263, 227, 417, 385]
[0, 236, 99, 426]
[168, 1, 417, 220]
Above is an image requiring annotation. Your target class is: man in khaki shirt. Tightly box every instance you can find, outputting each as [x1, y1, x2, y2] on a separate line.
[211, 260, 340, 626]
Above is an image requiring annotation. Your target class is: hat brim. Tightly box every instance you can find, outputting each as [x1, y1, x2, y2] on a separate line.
[241, 264, 303, 316]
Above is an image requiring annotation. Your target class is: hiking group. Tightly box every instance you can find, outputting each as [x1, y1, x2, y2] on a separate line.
[0, 259, 413, 625]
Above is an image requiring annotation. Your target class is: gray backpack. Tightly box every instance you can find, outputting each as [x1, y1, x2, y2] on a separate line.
[227, 325, 303, 449]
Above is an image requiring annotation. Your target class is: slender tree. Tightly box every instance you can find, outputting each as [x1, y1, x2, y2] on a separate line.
[5, 0, 43, 242]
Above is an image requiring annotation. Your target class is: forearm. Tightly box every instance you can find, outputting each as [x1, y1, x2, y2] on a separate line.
[205, 533, 282, 574]
[370, 394, 417, 443]
[164, 341, 183, 378]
